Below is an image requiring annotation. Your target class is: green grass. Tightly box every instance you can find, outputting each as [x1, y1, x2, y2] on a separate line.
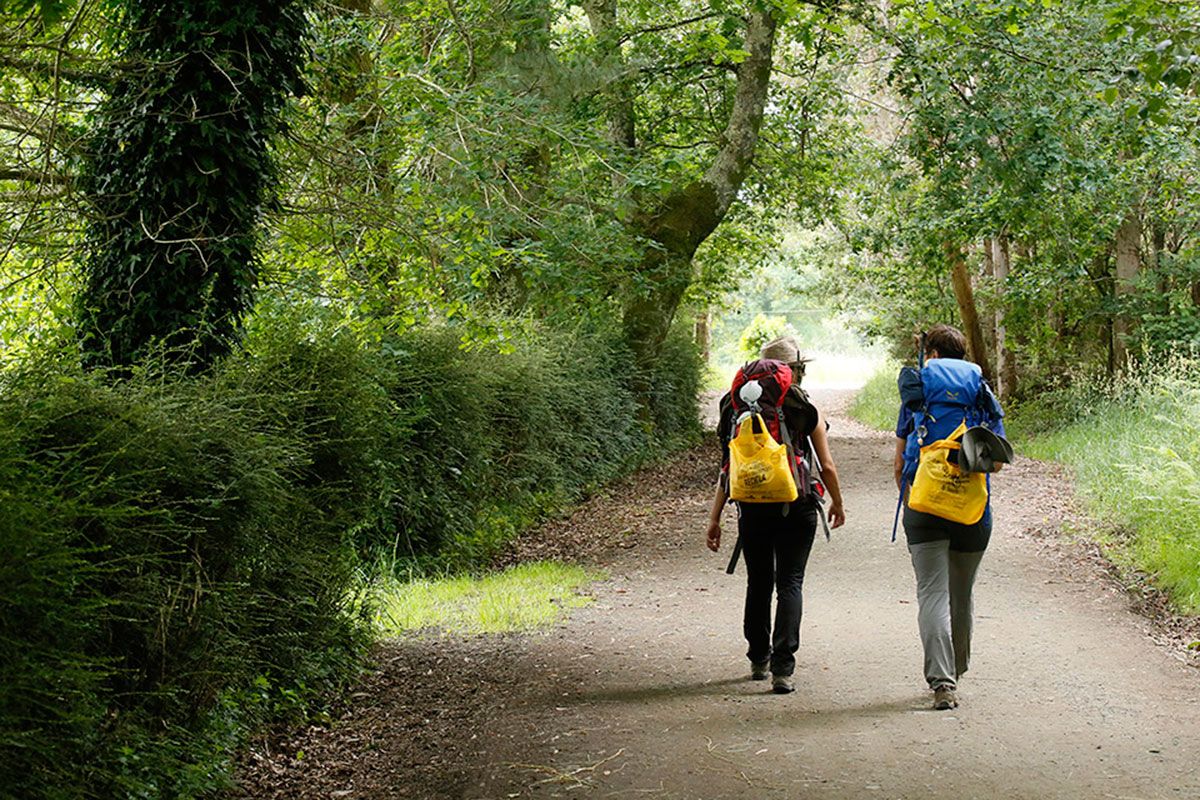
[374, 561, 602, 635]
[1023, 367, 1200, 614]
[847, 362, 900, 431]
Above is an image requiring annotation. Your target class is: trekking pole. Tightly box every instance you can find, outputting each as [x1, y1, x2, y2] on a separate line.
[725, 531, 743, 574]
[807, 435, 833, 541]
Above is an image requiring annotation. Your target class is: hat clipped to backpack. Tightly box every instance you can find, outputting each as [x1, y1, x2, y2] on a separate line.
[960, 426, 1014, 473]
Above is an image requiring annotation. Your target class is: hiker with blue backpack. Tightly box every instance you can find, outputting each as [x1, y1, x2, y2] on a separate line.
[706, 336, 846, 694]
[894, 324, 1013, 711]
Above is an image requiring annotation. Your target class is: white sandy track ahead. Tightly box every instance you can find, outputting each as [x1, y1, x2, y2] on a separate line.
[470, 389, 1200, 800]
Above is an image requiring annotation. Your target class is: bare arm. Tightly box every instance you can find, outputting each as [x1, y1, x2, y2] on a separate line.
[706, 476, 727, 552]
[809, 411, 845, 528]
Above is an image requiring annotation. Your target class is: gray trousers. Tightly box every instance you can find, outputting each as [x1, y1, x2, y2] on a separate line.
[908, 541, 984, 689]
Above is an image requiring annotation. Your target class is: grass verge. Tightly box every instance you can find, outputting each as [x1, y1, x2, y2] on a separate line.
[1021, 367, 1200, 614]
[374, 561, 601, 635]
[847, 363, 899, 431]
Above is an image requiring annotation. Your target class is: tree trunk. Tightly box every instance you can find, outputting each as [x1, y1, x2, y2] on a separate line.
[695, 310, 711, 364]
[581, 0, 636, 156]
[1152, 220, 1168, 309]
[946, 241, 995, 384]
[989, 235, 1016, 400]
[591, 6, 778, 369]
[1112, 206, 1142, 369]
[78, 0, 308, 369]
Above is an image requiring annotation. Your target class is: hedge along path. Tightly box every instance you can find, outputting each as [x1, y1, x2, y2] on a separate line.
[237, 390, 1200, 800]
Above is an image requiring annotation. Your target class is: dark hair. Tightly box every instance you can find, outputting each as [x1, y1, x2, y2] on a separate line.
[925, 324, 968, 360]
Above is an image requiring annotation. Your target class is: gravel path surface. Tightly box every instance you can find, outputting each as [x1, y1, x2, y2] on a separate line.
[236, 390, 1200, 799]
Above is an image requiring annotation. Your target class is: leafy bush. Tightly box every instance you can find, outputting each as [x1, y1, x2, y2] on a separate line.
[359, 316, 702, 568]
[0, 338, 375, 799]
[737, 313, 796, 360]
[0, 310, 702, 799]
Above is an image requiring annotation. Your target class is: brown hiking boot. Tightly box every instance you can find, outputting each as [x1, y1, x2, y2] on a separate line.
[750, 660, 770, 680]
[933, 686, 958, 710]
[771, 674, 795, 694]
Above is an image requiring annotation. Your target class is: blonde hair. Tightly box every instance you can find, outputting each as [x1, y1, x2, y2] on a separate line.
[760, 336, 809, 374]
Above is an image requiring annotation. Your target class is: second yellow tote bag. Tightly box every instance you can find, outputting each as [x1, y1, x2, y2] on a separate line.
[728, 413, 799, 503]
[907, 420, 988, 524]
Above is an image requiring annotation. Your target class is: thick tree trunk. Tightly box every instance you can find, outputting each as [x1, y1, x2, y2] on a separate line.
[946, 242, 995, 384]
[989, 235, 1016, 400]
[620, 8, 779, 366]
[1112, 206, 1142, 369]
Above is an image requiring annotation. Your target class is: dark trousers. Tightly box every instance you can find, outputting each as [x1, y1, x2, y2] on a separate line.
[738, 502, 818, 677]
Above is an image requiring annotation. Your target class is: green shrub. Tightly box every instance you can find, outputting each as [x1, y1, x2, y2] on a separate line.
[737, 313, 795, 360]
[0, 310, 703, 798]
[361, 316, 702, 569]
[0, 338, 376, 799]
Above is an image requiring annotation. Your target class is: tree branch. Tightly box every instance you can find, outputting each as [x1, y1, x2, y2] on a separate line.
[701, 8, 778, 222]
[0, 167, 71, 184]
[582, 0, 637, 152]
[617, 11, 728, 44]
[0, 53, 111, 87]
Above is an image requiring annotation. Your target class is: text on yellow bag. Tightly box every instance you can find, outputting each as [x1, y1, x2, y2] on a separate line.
[907, 420, 987, 524]
[728, 413, 799, 503]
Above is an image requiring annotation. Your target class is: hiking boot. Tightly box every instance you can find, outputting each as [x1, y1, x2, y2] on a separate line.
[750, 660, 770, 681]
[771, 674, 795, 694]
[933, 686, 958, 710]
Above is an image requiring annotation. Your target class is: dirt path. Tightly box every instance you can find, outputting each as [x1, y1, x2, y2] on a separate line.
[238, 391, 1200, 799]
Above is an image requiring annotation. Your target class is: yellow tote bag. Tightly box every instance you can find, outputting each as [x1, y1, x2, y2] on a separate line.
[907, 420, 988, 524]
[728, 413, 799, 503]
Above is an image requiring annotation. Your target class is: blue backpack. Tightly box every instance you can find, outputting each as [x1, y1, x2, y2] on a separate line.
[893, 357, 1004, 540]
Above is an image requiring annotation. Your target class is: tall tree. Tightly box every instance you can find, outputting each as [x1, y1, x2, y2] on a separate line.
[77, 0, 309, 368]
[596, 4, 782, 366]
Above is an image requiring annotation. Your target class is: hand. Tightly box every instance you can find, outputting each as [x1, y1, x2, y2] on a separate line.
[828, 502, 846, 529]
[706, 519, 721, 552]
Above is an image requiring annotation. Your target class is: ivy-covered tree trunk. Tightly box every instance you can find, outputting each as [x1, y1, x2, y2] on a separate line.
[78, 1, 309, 369]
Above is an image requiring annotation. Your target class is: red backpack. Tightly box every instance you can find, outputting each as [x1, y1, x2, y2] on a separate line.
[730, 359, 793, 444]
[726, 359, 815, 502]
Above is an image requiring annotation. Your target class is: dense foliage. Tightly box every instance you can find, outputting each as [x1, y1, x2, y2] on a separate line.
[806, 0, 1200, 399]
[77, 0, 309, 368]
[0, 312, 701, 799]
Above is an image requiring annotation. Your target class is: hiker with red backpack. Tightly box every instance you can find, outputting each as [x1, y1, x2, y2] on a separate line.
[705, 336, 845, 694]
[894, 324, 1012, 711]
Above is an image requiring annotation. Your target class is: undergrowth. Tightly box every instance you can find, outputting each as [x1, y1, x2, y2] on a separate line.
[0, 308, 702, 800]
[1020, 362, 1200, 614]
